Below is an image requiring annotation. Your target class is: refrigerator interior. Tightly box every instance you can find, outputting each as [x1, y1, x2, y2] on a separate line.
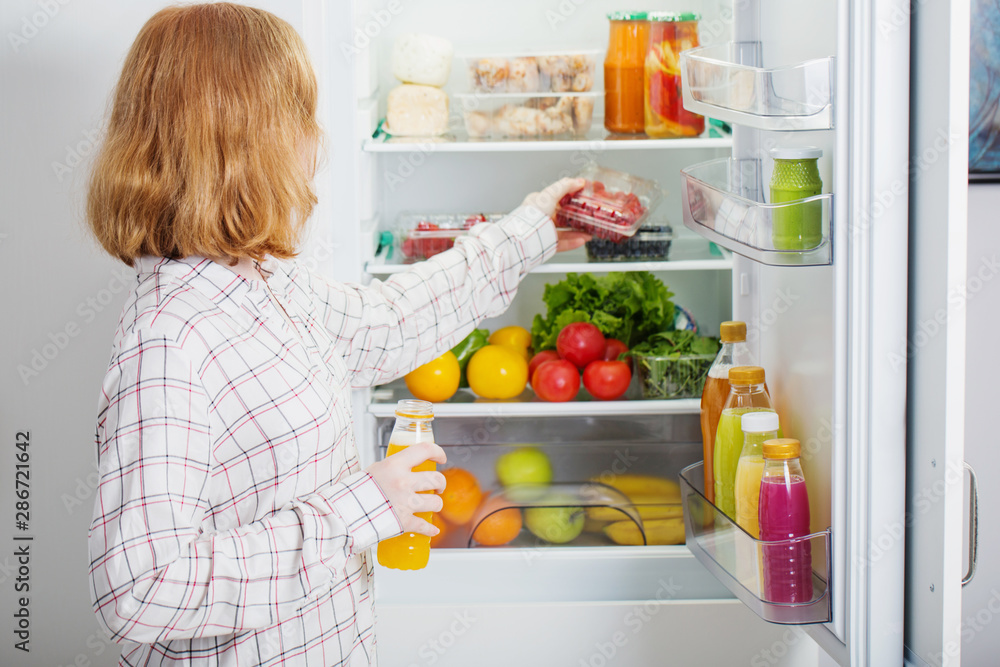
[349, 0, 849, 664]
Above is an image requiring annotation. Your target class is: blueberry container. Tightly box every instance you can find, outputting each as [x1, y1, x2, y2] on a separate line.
[585, 224, 674, 261]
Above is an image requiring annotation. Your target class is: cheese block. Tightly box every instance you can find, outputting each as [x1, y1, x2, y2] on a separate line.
[392, 33, 454, 87]
[385, 84, 449, 137]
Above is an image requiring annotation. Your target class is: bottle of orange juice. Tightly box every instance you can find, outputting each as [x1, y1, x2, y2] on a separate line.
[377, 399, 437, 570]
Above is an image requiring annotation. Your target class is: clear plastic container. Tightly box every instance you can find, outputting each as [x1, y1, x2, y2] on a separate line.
[585, 223, 673, 261]
[395, 212, 505, 262]
[555, 163, 662, 241]
[464, 51, 600, 93]
[630, 352, 715, 400]
[456, 92, 600, 139]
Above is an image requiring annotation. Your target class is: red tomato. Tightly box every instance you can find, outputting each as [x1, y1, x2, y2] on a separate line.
[531, 360, 581, 402]
[556, 322, 606, 370]
[582, 360, 632, 401]
[603, 338, 629, 361]
[528, 350, 561, 382]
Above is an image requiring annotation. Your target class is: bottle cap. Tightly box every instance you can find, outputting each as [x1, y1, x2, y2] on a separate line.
[719, 321, 747, 343]
[395, 399, 434, 419]
[648, 11, 701, 21]
[763, 438, 801, 459]
[741, 411, 779, 434]
[729, 366, 765, 385]
[770, 146, 823, 160]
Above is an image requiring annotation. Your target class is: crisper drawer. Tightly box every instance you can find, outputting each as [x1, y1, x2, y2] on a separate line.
[376, 598, 817, 667]
[375, 413, 701, 550]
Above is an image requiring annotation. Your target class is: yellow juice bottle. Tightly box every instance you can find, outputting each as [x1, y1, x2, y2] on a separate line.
[734, 411, 780, 538]
[377, 400, 436, 571]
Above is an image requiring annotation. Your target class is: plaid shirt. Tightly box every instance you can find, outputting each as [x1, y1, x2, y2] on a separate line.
[88, 206, 556, 666]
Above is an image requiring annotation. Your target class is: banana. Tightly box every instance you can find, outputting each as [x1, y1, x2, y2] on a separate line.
[583, 517, 610, 533]
[586, 499, 683, 523]
[588, 473, 681, 502]
[604, 517, 686, 546]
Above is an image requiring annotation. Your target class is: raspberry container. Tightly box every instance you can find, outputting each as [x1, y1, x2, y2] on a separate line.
[555, 163, 663, 241]
[464, 51, 600, 94]
[585, 223, 673, 261]
[395, 212, 505, 262]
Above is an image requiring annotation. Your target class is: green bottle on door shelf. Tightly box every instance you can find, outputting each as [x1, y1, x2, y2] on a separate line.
[770, 147, 823, 251]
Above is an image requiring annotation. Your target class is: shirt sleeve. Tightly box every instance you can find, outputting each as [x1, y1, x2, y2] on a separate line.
[87, 332, 403, 644]
[304, 205, 557, 387]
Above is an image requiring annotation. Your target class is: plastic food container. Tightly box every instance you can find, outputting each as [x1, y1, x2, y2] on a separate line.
[456, 92, 599, 139]
[555, 163, 662, 241]
[395, 212, 505, 262]
[464, 51, 600, 93]
[631, 352, 714, 399]
[585, 223, 673, 261]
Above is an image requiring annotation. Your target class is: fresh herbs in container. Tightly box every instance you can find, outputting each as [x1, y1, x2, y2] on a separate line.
[625, 331, 720, 399]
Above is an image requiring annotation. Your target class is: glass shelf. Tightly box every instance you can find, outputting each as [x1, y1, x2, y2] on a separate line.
[680, 158, 833, 266]
[366, 236, 732, 275]
[678, 462, 832, 625]
[364, 124, 732, 153]
[680, 42, 835, 131]
[368, 380, 700, 418]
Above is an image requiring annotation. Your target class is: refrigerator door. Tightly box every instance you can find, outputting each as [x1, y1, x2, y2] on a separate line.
[904, 0, 972, 665]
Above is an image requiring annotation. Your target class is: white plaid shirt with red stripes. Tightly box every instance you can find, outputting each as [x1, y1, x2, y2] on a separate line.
[88, 206, 555, 666]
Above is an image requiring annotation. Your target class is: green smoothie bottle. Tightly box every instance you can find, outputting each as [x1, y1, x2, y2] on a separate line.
[713, 366, 776, 518]
[770, 147, 823, 251]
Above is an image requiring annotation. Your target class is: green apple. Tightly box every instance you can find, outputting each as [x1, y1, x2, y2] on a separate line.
[524, 497, 585, 544]
[495, 446, 553, 488]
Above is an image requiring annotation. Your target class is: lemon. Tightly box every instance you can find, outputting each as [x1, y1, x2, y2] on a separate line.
[466, 345, 529, 399]
[488, 325, 533, 350]
[404, 351, 460, 402]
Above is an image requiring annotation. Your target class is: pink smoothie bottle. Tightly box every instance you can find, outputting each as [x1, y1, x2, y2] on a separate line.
[758, 438, 812, 604]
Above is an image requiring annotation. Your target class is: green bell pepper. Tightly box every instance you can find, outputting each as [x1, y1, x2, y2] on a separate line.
[451, 328, 489, 388]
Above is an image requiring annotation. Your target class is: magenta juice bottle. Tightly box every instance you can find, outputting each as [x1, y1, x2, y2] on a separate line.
[758, 438, 812, 604]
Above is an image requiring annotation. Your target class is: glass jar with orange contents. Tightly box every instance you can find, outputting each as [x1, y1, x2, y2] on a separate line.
[604, 11, 649, 134]
[644, 12, 705, 138]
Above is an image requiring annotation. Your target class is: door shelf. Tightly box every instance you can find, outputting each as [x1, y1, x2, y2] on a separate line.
[368, 380, 700, 418]
[680, 42, 835, 131]
[678, 462, 832, 625]
[680, 158, 833, 266]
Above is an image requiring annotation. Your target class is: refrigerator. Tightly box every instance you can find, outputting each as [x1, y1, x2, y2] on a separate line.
[0, 0, 977, 665]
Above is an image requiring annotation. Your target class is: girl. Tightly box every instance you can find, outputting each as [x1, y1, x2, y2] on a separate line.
[85, 4, 585, 666]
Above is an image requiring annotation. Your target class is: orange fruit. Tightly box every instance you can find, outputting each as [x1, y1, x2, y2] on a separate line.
[440, 468, 483, 525]
[404, 351, 460, 402]
[472, 494, 523, 546]
[429, 512, 450, 548]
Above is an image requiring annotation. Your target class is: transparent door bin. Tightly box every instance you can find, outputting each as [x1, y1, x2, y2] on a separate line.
[678, 462, 832, 625]
[679, 43, 834, 131]
[680, 158, 833, 266]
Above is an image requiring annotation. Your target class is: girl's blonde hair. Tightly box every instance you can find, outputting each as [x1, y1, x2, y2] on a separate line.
[87, 3, 321, 266]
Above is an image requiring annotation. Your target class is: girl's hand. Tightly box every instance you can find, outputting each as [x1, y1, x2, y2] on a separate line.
[365, 442, 447, 537]
[521, 177, 591, 252]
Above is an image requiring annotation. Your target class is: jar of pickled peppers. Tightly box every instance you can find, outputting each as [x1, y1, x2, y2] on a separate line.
[644, 12, 705, 138]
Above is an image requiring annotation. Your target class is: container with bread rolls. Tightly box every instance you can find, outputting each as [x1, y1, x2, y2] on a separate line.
[455, 91, 600, 139]
[463, 50, 601, 93]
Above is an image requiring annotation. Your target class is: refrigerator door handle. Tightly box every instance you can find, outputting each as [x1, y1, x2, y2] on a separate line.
[962, 462, 979, 587]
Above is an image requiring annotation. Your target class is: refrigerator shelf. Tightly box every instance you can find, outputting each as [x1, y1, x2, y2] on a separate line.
[363, 125, 732, 153]
[369, 380, 700, 418]
[678, 462, 832, 625]
[680, 157, 833, 266]
[680, 43, 835, 131]
[367, 236, 732, 275]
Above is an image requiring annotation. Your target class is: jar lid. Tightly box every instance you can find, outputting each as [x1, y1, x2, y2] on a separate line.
[770, 146, 823, 160]
[607, 11, 649, 20]
[648, 11, 701, 21]
[741, 410, 779, 434]
[763, 438, 801, 459]
[729, 365, 765, 385]
[720, 320, 747, 343]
